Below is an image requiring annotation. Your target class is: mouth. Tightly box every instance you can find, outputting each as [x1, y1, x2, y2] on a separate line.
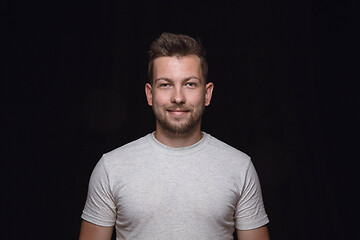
[166, 108, 190, 117]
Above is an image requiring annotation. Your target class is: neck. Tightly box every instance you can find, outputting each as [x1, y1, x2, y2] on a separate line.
[154, 124, 203, 148]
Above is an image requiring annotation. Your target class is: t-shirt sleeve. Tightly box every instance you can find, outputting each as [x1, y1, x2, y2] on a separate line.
[81, 156, 117, 227]
[234, 160, 269, 230]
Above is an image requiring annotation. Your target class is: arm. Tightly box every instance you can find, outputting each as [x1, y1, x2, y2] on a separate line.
[237, 225, 270, 240]
[79, 220, 114, 240]
[80, 157, 117, 239]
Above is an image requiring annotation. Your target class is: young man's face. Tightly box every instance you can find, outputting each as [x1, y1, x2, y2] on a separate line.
[145, 55, 213, 136]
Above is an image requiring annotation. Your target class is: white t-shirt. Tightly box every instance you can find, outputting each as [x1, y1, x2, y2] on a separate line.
[82, 133, 269, 239]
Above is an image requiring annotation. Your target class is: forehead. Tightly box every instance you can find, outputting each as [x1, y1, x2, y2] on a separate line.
[153, 55, 202, 79]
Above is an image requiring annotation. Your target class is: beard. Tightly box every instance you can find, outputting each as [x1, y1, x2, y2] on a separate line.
[153, 103, 205, 137]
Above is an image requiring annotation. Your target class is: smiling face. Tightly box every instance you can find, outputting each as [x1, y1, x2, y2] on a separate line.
[145, 55, 213, 137]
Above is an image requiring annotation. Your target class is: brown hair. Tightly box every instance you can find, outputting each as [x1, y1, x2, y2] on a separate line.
[148, 33, 208, 84]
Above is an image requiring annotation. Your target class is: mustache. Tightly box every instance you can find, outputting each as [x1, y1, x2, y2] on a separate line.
[165, 105, 192, 111]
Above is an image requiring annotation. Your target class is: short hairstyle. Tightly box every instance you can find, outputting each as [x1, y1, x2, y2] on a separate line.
[148, 33, 208, 84]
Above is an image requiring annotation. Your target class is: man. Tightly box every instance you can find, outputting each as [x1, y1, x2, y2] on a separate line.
[79, 33, 270, 240]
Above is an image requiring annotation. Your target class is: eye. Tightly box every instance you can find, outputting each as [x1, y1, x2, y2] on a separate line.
[159, 83, 171, 88]
[185, 82, 196, 88]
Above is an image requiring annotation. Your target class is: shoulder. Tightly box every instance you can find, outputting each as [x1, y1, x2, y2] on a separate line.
[206, 134, 251, 165]
[207, 134, 250, 159]
[101, 134, 152, 165]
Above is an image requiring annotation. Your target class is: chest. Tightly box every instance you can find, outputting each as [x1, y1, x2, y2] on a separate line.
[112, 159, 241, 224]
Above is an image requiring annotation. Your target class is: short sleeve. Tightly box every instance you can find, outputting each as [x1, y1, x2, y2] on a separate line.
[234, 160, 269, 230]
[81, 156, 117, 227]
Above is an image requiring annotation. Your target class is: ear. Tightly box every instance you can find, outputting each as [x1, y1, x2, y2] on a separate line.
[145, 83, 153, 106]
[204, 82, 214, 106]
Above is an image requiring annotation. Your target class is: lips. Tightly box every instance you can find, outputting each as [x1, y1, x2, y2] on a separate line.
[166, 107, 190, 117]
[167, 109, 189, 112]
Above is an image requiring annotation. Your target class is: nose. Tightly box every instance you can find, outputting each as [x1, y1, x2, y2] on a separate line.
[171, 86, 186, 104]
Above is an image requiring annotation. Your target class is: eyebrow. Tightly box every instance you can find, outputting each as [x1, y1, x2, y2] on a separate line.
[155, 76, 202, 83]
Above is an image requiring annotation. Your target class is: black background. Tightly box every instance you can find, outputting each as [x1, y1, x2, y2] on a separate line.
[4, 0, 357, 239]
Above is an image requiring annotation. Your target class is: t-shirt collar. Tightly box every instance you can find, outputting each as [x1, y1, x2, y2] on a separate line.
[148, 131, 210, 156]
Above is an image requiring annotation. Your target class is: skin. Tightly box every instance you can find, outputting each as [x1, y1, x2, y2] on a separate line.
[79, 54, 270, 240]
[145, 55, 213, 148]
[78, 220, 113, 240]
[237, 226, 270, 240]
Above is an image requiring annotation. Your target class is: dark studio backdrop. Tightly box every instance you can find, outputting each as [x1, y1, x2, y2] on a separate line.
[4, 0, 357, 239]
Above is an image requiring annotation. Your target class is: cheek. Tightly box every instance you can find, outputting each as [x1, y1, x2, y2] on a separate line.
[187, 92, 206, 106]
[153, 92, 168, 106]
